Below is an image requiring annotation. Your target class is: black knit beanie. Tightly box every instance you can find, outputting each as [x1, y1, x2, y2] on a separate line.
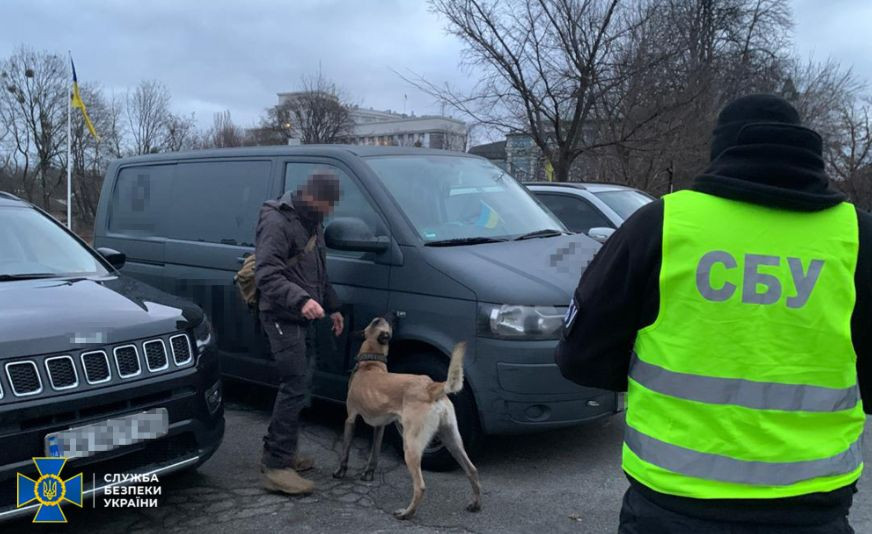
[709, 94, 819, 162]
[694, 94, 844, 211]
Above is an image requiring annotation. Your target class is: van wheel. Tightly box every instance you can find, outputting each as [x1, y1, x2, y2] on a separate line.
[387, 354, 484, 472]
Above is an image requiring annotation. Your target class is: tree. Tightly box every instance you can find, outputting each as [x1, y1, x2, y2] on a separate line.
[0, 47, 68, 208]
[67, 84, 123, 223]
[262, 71, 353, 144]
[203, 110, 245, 148]
[585, 0, 793, 192]
[126, 80, 171, 155]
[163, 112, 199, 152]
[415, 0, 659, 182]
[828, 100, 872, 209]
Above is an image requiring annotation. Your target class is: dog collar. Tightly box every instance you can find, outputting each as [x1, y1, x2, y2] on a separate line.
[356, 353, 388, 364]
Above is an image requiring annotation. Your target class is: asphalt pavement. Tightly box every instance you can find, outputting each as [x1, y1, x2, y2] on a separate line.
[11, 381, 872, 533]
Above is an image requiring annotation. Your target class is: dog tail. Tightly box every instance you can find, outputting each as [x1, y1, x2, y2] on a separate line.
[444, 341, 467, 394]
[427, 342, 466, 401]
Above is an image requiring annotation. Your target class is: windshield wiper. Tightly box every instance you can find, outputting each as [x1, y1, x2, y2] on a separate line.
[0, 273, 58, 281]
[425, 236, 509, 247]
[514, 229, 565, 241]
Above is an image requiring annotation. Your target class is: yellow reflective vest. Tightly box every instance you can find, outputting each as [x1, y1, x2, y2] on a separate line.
[623, 190, 866, 499]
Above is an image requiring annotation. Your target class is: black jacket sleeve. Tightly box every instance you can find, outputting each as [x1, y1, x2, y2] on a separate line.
[554, 201, 663, 392]
[254, 206, 311, 312]
[852, 209, 872, 414]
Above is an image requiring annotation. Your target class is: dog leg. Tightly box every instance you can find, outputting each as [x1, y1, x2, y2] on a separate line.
[333, 412, 357, 479]
[360, 425, 385, 481]
[394, 423, 427, 520]
[439, 408, 481, 512]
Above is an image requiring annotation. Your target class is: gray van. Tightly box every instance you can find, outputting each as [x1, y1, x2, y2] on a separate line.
[93, 146, 618, 469]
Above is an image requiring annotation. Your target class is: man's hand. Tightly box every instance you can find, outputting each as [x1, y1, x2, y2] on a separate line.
[331, 312, 344, 336]
[301, 299, 325, 320]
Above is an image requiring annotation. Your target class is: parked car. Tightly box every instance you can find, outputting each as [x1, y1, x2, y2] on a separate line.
[93, 146, 618, 470]
[525, 182, 654, 241]
[0, 192, 224, 521]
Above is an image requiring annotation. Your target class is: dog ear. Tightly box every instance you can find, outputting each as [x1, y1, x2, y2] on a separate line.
[384, 311, 399, 330]
[377, 331, 392, 345]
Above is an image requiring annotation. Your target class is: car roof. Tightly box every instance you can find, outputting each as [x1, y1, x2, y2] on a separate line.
[524, 181, 639, 193]
[0, 191, 28, 208]
[112, 144, 480, 165]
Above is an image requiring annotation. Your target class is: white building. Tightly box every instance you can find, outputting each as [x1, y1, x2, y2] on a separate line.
[275, 92, 467, 150]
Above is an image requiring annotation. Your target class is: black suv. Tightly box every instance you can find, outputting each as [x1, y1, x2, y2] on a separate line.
[0, 192, 224, 520]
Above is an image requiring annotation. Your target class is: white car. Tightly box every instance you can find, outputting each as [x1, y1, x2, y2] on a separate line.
[525, 182, 654, 241]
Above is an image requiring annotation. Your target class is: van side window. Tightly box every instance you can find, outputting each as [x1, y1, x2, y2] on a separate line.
[167, 160, 271, 246]
[109, 164, 175, 236]
[284, 163, 386, 254]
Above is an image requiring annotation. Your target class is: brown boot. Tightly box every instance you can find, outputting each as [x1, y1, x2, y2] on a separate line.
[259, 454, 315, 474]
[293, 454, 315, 472]
[261, 467, 315, 495]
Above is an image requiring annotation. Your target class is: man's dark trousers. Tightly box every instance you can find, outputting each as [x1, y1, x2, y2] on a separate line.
[260, 314, 316, 469]
[618, 486, 854, 534]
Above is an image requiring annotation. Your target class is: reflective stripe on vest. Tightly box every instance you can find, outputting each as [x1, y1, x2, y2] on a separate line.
[624, 425, 864, 486]
[629, 353, 860, 412]
[624, 190, 865, 499]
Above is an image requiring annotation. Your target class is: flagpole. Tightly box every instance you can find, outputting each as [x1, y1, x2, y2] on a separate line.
[66, 51, 72, 231]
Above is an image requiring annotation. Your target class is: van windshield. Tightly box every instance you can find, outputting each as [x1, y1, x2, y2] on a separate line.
[0, 207, 109, 279]
[365, 155, 564, 243]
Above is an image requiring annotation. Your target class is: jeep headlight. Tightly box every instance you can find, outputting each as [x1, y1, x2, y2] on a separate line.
[193, 314, 215, 357]
[477, 304, 565, 340]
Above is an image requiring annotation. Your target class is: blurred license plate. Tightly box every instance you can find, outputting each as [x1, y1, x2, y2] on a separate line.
[44, 408, 169, 458]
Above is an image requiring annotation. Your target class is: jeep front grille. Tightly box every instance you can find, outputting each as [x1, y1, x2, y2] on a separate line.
[81, 351, 111, 384]
[2, 331, 192, 401]
[113, 345, 141, 378]
[6, 361, 43, 397]
[143, 340, 169, 372]
[170, 334, 193, 366]
[45, 356, 78, 390]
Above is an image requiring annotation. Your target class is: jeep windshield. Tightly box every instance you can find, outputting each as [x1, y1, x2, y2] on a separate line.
[365, 155, 564, 244]
[0, 207, 109, 279]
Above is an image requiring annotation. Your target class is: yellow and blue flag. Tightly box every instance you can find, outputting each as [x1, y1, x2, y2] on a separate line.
[70, 58, 99, 140]
[476, 201, 502, 229]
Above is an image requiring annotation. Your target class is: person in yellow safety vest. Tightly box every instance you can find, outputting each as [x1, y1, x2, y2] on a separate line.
[555, 94, 870, 534]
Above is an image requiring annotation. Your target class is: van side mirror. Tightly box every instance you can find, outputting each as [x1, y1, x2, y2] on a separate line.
[587, 227, 615, 243]
[97, 247, 126, 269]
[325, 217, 390, 253]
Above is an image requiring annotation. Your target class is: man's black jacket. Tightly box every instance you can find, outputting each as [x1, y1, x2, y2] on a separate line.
[254, 192, 340, 323]
[555, 141, 871, 526]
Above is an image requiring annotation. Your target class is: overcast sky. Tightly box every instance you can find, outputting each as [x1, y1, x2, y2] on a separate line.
[2, 0, 870, 132]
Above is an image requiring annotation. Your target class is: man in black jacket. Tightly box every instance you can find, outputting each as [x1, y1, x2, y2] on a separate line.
[255, 171, 344, 495]
[556, 94, 870, 532]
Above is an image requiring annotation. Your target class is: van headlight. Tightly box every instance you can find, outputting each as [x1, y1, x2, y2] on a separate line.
[477, 304, 565, 340]
[193, 315, 215, 357]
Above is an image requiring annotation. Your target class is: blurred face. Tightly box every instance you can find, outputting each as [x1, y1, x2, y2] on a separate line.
[300, 192, 335, 217]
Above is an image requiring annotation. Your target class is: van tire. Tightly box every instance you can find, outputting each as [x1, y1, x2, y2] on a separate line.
[387, 353, 484, 472]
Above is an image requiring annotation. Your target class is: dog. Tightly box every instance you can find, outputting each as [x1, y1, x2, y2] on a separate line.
[332, 314, 482, 520]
